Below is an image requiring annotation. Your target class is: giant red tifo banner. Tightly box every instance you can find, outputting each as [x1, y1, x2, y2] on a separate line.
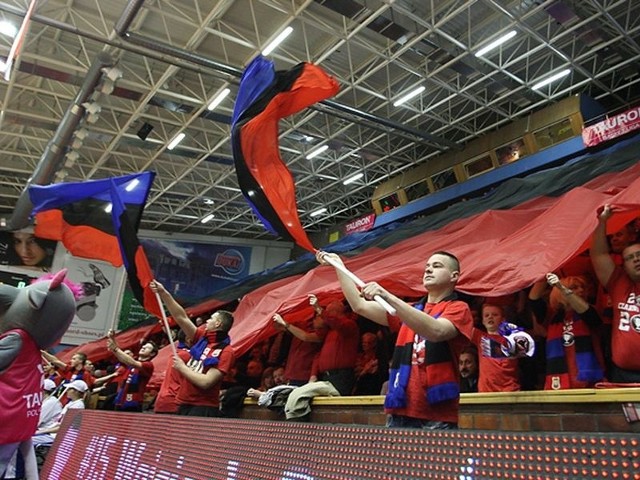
[226, 161, 640, 357]
[582, 104, 640, 147]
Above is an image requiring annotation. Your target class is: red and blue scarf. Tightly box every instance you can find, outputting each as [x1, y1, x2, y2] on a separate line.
[385, 297, 459, 409]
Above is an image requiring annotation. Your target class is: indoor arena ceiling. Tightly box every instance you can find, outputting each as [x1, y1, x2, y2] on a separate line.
[0, 0, 639, 241]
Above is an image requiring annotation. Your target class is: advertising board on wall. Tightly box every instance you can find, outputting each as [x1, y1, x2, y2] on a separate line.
[138, 238, 251, 306]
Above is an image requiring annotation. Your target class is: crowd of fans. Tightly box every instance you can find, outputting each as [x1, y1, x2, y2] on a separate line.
[34, 209, 640, 429]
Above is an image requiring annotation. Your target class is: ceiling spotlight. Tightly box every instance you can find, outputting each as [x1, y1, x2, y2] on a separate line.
[82, 102, 101, 115]
[75, 128, 89, 140]
[82, 102, 101, 123]
[101, 67, 123, 82]
[64, 151, 79, 168]
[100, 79, 115, 95]
[201, 213, 215, 224]
[0, 21, 17, 38]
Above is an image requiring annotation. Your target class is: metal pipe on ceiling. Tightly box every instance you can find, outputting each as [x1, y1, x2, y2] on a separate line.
[6, 51, 114, 231]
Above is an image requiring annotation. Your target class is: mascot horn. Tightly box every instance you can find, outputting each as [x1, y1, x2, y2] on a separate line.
[0, 269, 81, 478]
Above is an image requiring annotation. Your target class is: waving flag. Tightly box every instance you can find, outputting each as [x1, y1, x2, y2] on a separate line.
[28, 172, 161, 318]
[231, 55, 340, 252]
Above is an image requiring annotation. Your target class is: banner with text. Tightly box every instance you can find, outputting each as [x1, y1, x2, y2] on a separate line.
[343, 213, 376, 236]
[582, 104, 640, 147]
[139, 238, 252, 306]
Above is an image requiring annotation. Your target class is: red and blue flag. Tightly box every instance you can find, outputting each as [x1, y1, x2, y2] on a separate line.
[231, 56, 340, 252]
[28, 172, 161, 317]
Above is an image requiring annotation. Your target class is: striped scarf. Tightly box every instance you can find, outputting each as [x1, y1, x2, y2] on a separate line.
[385, 297, 459, 409]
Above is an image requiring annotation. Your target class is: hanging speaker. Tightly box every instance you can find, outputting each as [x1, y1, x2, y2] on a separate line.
[137, 122, 154, 140]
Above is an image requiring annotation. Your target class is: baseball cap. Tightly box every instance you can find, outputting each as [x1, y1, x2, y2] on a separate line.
[67, 379, 88, 393]
[43, 379, 57, 392]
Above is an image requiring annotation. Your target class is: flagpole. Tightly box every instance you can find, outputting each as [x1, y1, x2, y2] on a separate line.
[154, 292, 178, 358]
[321, 255, 397, 316]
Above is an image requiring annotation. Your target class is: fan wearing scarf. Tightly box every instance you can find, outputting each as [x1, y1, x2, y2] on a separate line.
[317, 251, 473, 429]
[529, 273, 605, 390]
[150, 280, 236, 417]
[106, 330, 158, 411]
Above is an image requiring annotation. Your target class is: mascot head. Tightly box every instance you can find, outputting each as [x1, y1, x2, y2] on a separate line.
[0, 269, 81, 349]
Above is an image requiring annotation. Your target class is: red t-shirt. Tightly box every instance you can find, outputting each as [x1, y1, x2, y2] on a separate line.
[386, 299, 473, 423]
[312, 314, 359, 377]
[154, 348, 190, 413]
[0, 329, 43, 444]
[115, 360, 154, 409]
[176, 326, 236, 407]
[606, 267, 640, 370]
[471, 329, 520, 392]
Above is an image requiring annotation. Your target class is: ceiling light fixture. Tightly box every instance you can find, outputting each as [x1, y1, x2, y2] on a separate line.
[64, 151, 79, 168]
[261, 26, 293, 56]
[101, 67, 123, 82]
[343, 172, 364, 185]
[474, 30, 517, 57]
[104, 203, 113, 213]
[306, 145, 329, 159]
[201, 213, 215, 224]
[393, 85, 425, 107]
[82, 102, 101, 123]
[0, 21, 17, 38]
[310, 207, 327, 217]
[207, 87, 230, 110]
[167, 132, 186, 150]
[531, 69, 571, 90]
[125, 178, 140, 192]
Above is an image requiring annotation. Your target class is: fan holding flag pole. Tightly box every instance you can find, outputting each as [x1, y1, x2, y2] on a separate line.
[231, 55, 395, 315]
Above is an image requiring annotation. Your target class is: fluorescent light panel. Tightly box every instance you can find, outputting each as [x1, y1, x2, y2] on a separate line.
[343, 172, 364, 185]
[104, 203, 113, 213]
[0, 21, 17, 38]
[306, 144, 328, 159]
[262, 26, 293, 56]
[125, 178, 140, 192]
[531, 69, 571, 90]
[167, 132, 186, 150]
[310, 207, 327, 217]
[393, 85, 425, 107]
[475, 30, 517, 57]
[207, 87, 230, 110]
[201, 213, 215, 224]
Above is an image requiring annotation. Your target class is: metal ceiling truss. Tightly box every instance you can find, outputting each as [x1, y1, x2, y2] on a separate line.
[0, 0, 638, 240]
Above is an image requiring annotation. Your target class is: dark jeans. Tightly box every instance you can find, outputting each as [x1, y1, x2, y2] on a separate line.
[320, 368, 355, 396]
[610, 365, 640, 383]
[177, 404, 221, 417]
[386, 414, 457, 430]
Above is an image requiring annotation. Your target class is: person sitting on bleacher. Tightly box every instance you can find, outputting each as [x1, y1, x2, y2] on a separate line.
[32, 380, 87, 447]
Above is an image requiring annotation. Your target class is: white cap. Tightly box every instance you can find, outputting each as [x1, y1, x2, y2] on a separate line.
[43, 379, 57, 392]
[67, 379, 88, 393]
